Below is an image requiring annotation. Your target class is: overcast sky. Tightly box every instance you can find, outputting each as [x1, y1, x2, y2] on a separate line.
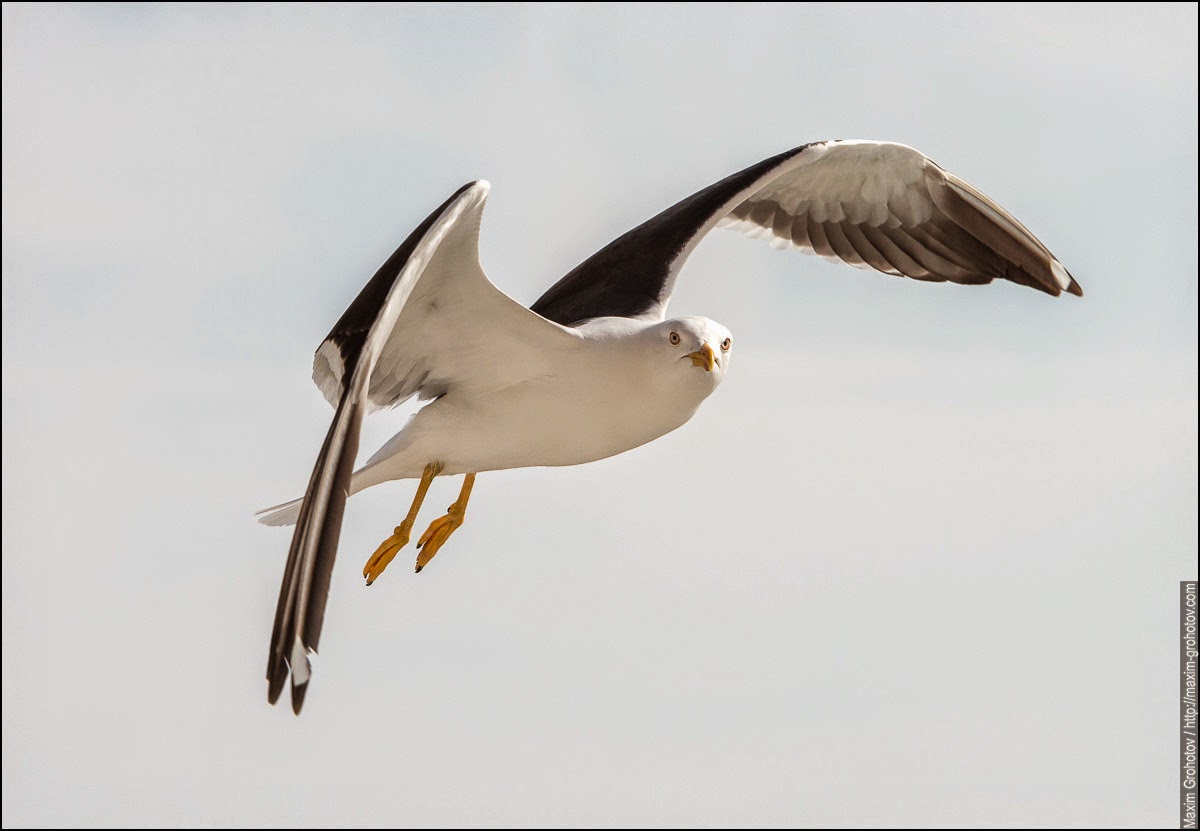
[3, 3, 1196, 827]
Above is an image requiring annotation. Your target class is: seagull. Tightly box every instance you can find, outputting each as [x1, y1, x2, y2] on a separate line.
[258, 140, 1081, 713]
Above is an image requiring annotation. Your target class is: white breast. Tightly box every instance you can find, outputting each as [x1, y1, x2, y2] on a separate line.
[360, 332, 717, 480]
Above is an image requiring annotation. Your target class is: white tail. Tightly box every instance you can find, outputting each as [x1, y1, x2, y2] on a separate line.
[256, 497, 303, 527]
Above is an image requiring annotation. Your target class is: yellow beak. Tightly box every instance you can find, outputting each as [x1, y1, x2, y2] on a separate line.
[687, 343, 716, 372]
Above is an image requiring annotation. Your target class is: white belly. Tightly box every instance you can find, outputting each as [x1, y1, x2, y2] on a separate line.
[353, 356, 715, 486]
[449, 379, 700, 473]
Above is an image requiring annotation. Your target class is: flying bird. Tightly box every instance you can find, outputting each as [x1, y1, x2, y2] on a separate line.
[258, 140, 1081, 713]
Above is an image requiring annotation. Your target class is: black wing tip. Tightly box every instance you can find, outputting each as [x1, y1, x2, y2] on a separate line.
[267, 663, 287, 706]
[290, 679, 309, 715]
[1051, 261, 1083, 297]
[1029, 273, 1083, 299]
[267, 665, 311, 714]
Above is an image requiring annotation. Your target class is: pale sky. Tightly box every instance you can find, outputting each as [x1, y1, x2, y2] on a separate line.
[3, 3, 1197, 827]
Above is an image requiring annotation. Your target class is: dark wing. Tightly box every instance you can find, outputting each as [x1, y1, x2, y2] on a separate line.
[265, 181, 573, 714]
[531, 141, 1080, 327]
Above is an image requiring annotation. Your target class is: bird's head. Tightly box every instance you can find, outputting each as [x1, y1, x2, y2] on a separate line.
[649, 316, 732, 390]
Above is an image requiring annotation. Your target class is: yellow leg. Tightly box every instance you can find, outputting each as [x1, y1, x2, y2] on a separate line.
[415, 473, 476, 573]
[362, 461, 443, 585]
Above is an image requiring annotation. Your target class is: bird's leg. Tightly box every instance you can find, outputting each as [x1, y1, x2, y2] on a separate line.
[414, 473, 476, 573]
[363, 461, 444, 585]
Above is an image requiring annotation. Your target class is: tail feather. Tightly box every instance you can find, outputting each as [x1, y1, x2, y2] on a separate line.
[256, 498, 304, 527]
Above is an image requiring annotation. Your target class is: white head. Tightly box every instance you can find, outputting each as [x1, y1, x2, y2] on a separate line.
[644, 315, 733, 392]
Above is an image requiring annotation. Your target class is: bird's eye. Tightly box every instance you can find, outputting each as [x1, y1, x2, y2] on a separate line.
[721, 337, 732, 351]
[669, 331, 681, 345]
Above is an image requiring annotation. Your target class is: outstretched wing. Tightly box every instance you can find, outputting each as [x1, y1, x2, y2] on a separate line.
[267, 181, 574, 714]
[312, 186, 575, 411]
[531, 141, 1080, 326]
